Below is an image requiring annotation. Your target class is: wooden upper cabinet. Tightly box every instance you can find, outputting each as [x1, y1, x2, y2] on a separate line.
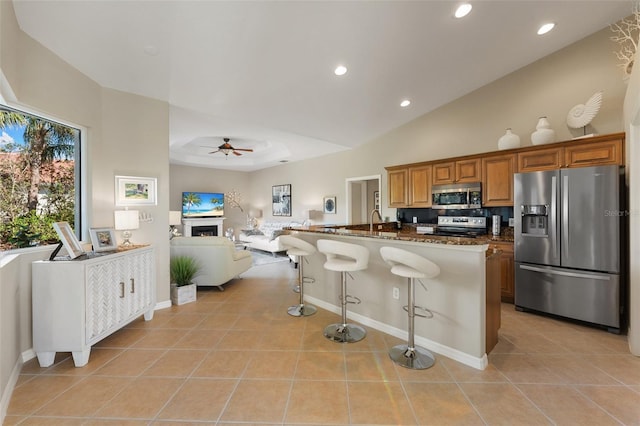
[482, 153, 515, 206]
[517, 133, 624, 172]
[409, 164, 432, 207]
[564, 137, 623, 168]
[517, 147, 562, 172]
[433, 159, 481, 185]
[387, 168, 408, 207]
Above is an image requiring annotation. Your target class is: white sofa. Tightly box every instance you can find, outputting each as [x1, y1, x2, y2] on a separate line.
[170, 236, 253, 290]
[239, 221, 302, 255]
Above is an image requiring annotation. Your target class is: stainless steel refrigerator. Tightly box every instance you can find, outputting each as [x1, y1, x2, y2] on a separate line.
[514, 165, 623, 331]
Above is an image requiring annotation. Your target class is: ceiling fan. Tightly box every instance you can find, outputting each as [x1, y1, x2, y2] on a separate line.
[209, 138, 253, 157]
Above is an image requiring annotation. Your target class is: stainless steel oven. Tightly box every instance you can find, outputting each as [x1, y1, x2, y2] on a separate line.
[431, 183, 482, 209]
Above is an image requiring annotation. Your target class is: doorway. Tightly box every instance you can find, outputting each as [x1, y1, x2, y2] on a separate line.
[345, 175, 381, 225]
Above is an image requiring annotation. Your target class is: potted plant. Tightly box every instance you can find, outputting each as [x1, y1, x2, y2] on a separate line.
[170, 256, 200, 305]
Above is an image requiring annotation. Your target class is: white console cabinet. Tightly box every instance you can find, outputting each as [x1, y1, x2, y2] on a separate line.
[32, 246, 155, 367]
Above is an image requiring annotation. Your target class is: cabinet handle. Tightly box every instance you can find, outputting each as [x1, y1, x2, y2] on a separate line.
[119, 282, 125, 298]
[130, 278, 135, 293]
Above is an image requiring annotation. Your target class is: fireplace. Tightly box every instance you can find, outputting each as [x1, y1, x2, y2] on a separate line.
[192, 226, 218, 237]
[182, 218, 224, 238]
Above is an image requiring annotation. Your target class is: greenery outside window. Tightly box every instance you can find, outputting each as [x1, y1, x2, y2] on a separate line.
[0, 104, 81, 250]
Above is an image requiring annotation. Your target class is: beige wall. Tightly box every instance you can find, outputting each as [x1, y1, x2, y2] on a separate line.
[0, 2, 170, 415]
[241, 26, 626, 224]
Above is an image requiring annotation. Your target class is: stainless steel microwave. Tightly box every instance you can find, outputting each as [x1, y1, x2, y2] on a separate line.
[431, 182, 482, 209]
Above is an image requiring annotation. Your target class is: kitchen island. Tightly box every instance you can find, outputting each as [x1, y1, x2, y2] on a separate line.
[288, 224, 502, 370]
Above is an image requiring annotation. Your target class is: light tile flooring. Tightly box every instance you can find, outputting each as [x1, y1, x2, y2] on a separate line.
[5, 261, 640, 425]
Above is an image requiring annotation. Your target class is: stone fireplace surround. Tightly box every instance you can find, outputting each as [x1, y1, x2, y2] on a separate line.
[182, 217, 224, 237]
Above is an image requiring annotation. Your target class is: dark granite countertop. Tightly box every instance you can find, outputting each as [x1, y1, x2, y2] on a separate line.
[288, 223, 514, 246]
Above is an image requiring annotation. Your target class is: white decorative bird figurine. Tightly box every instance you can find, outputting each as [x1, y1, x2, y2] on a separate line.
[566, 91, 603, 130]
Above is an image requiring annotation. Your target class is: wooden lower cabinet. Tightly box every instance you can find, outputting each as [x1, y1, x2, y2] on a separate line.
[489, 241, 515, 303]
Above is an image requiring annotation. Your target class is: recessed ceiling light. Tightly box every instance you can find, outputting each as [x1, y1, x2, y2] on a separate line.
[400, 99, 411, 107]
[334, 65, 347, 76]
[454, 3, 472, 18]
[537, 22, 555, 35]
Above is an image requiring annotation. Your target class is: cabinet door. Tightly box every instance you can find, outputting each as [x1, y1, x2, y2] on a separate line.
[491, 242, 515, 303]
[564, 138, 623, 168]
[455, 158, 481, 183]
[126, 249, 154, 317]
[387, 168, 408, 207]
[432, 162, 455, 185]
[517, 147, 563, 172]
[408, 164, 432, 207]
[86, 258, 127, 344]
[482, 154, 515, 206]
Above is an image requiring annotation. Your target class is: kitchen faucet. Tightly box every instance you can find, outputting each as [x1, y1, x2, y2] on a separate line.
[370, 209, 383, 232]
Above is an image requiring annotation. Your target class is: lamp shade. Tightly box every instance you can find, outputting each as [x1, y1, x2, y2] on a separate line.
[169, 210, 182, 226]
[249, 208, 262, 218]
[114, 210, 139, 230]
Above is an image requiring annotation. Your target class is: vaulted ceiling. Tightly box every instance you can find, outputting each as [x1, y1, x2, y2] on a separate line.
[12, 1, 633, 171]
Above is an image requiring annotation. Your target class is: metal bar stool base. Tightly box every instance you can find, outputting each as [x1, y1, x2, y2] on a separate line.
[389, 344, 435, 369]
[323, 323, 366, 343]
[287, 304, 317, 317]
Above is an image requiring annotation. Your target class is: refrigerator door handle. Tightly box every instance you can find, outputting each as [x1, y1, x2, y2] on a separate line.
[562, 174, 569, 261]
[550, 175, 557, 259]
[518, 264, 611, 281]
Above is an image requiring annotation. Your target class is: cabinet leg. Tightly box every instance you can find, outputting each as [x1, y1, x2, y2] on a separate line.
[72, 348, 91, 367]
[144, 308, 154, 321]
[36, 351, 56, 367]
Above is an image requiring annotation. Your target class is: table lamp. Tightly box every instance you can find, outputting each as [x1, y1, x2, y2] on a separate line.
[114, 209, 139, 246]
[248, 208, 262, 228]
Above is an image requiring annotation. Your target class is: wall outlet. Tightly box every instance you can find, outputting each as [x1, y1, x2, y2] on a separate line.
[412, 216, 417, 223]
[508, 217, 515, 227]
[392, 287, 399, 299]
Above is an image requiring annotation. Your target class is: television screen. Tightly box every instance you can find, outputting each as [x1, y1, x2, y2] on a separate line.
[182, 192, 225, 218]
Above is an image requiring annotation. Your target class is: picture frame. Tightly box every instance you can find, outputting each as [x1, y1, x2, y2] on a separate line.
[89, 227, 117, 252]
[323, 196, 336, 214]
[272, 184, 291, 216]
[115, 175, 157, 206]
[374, 190, 380, 210]
[52, 221, 85, 259]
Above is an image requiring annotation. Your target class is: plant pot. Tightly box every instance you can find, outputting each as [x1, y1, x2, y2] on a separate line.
[170, 283, 197, 305]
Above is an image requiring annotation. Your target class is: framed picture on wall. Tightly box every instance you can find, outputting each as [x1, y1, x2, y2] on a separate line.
[272, 184, 291, 216]
[323, 196, 336, 214]
[374, 191, 380, 210]
[115, 175, 157, 206]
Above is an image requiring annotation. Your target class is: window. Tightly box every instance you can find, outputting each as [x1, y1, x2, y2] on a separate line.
[0, 104, 81, 250]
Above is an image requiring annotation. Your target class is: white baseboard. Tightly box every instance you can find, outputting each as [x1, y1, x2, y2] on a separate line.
[305, 296, 488, 371]
[1, 357, 23, 424]
[155, 299, 172, 310]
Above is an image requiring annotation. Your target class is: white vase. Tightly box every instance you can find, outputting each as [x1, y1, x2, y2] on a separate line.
[498, 128, 521, 150]
[531, 116, 556, 145]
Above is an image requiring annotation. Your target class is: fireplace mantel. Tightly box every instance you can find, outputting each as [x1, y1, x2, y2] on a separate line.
[183, 217, 225, 237]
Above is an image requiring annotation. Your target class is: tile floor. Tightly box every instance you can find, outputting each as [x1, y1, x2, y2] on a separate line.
[5, 261, 640, 425]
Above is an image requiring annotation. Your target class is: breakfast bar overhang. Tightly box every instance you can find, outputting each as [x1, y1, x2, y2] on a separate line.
[289, 227, 494, 370]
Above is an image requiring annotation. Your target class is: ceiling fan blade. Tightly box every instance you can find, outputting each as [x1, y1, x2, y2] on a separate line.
[208, 149, 221, 154]
[232, 151, 242, 156]
[233, 148, 253, 152]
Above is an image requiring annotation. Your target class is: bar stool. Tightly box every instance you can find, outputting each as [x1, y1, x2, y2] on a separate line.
[279, 235, 317, 317]
[380, 246, 440, 369]
[317, 239, 369, 343]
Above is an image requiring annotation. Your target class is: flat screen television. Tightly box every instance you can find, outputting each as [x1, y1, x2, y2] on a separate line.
[182, 191, 224, 218]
